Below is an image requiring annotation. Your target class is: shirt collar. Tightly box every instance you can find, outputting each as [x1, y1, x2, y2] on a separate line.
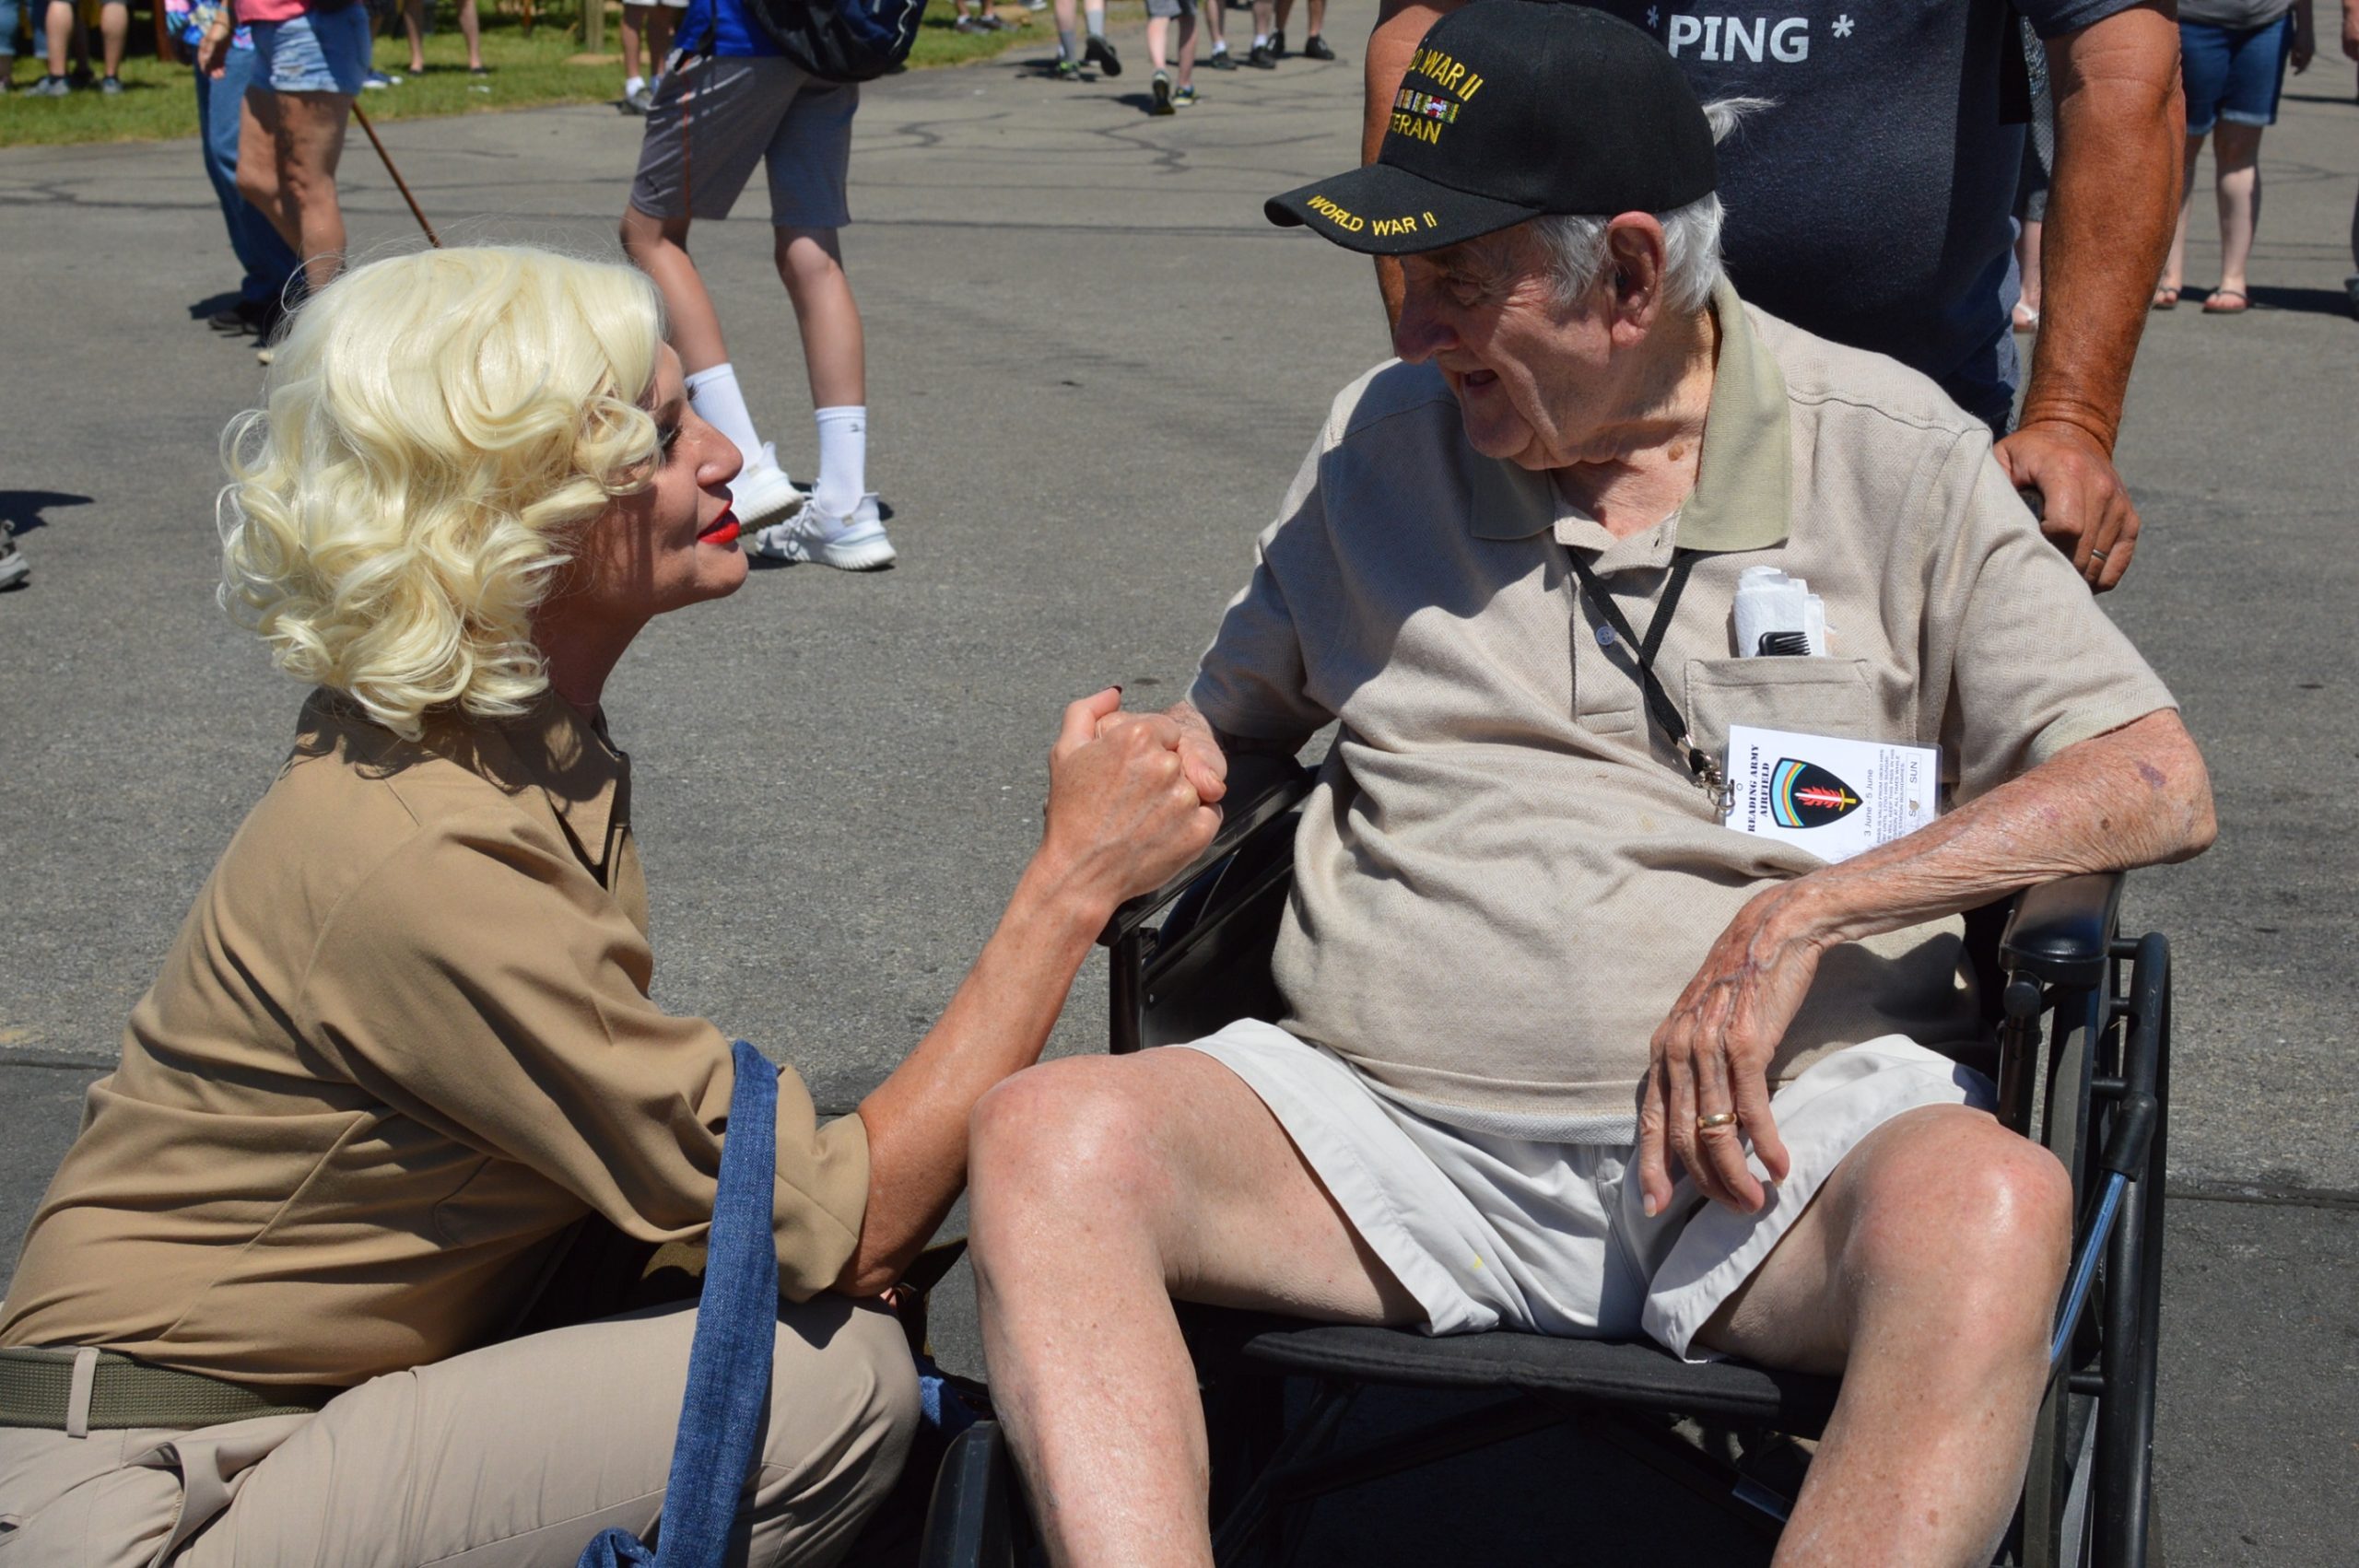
[488, 690, 628, 875]
[300, 687, 628, 877]
[1466, 277, 1792, 555]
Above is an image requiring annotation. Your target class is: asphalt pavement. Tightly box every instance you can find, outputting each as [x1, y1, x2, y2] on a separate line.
[2, 22, 2353, 1563]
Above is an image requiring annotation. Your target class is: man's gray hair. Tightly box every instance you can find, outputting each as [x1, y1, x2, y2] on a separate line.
[1531, 98, 1772, 315]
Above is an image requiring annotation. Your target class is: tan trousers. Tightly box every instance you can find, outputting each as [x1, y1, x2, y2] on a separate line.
[0, 1297, 919, 1568]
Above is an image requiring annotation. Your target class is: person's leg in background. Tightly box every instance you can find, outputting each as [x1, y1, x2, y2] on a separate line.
[455, 0, 482, 72]
[751, 76, 895, 568]
[1272, 0, 1328, 57]
[620, 1, 654, 107]
[2204, 119, 2266, 308]
[1246, 0, 1273, 65]
[2163, 19, 2229, 306]
[91, 0, 122, 87]
[202, 41, 303, 328]
[1146, 0, 1175, 110]
[41, 0, 71, 87]
[269, 89, 356, 292]
[618, 54, 818, 528]
[402, 0, 427, 74]
[1, 0, 21, 91]
[1174, 0, 1196, 99]
[1200, 0, 1228, 69]
[1049, 0, 1119, 78]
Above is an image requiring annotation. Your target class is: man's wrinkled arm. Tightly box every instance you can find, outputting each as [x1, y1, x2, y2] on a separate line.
[1752, 710, 2213, 956]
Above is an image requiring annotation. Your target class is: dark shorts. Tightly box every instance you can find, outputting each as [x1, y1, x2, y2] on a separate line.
[628, 53, 857, 228]
[2180, 16, 2294, 135]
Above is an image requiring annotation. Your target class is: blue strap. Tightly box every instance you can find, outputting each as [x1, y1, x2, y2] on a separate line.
[580, 1040, 780, 1568]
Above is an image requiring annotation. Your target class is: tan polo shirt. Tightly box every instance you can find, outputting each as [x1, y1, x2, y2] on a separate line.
[1190, 280, 2176, 1138]
[0, 691, 869, 1388]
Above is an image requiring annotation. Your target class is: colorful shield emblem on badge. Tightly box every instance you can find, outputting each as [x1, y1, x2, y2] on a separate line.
[1768, 758, 1863, 829]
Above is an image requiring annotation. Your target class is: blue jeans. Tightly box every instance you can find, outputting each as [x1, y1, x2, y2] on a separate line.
[2180, 15, 2294, 136]
[196, 46, 301, 307]
[251, 5, 370, 96]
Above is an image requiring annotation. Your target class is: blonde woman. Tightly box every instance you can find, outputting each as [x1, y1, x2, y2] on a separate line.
[0, 246, 1219, 1567]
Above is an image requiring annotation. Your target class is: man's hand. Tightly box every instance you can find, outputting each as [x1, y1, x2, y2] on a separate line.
[1994, 421, 2141, 591]
[1096, 697, 1229, 807]
[1039, 689, 1222, 917]
[1637, 887, 1815, 1217]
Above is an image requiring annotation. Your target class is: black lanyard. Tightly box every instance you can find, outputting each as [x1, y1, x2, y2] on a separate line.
[1564, 546, 1726, 802]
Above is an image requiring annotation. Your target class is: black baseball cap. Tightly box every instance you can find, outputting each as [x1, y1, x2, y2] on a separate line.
[1266, 2, 1715, 256]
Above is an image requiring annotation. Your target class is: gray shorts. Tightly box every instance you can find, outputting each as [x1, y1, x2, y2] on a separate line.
[1146, 0, 1198, 17]
[628, 53, 857, 228]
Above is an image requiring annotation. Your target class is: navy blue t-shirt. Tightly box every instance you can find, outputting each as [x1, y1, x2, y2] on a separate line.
[1586, 0, 2136, 426]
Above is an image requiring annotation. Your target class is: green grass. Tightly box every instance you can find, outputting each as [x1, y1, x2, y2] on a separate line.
[0, 2, 1054, 148]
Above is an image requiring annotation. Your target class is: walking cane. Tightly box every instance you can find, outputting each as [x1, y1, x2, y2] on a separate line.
[350, 102, 442, 248]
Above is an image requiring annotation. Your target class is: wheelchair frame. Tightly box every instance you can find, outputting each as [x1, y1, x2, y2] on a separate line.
[925, 755, 2171, 1568]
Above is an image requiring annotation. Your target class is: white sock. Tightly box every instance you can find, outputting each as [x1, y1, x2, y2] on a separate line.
[1085, 6, 1106, 36]
[813, 405, 867, 522]
[1252, 31, 1268, 46]
[683, 363, 768, 475]
[624, 74, 645, 96]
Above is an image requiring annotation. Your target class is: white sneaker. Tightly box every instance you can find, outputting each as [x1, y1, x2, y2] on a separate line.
[749, 493, 897, 571]
[729, 442, 810, 529]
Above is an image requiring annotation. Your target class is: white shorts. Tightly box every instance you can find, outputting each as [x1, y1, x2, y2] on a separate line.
[1171, 1024, 1993, 1360]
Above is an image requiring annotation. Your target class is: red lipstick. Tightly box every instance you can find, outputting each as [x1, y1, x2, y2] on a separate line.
[698, 508, 741, 545]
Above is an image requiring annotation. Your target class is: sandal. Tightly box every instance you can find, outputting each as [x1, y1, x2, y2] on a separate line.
[2151, 287, 2179, 310]
[2202, 288, 2250, 314]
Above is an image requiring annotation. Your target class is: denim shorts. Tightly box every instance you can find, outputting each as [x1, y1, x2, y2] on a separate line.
[2180, 15, 2294, 135]
[251, 6, 372, 97]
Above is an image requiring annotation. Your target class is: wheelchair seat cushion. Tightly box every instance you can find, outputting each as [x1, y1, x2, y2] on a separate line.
[1168, 1023, 1989, 1359]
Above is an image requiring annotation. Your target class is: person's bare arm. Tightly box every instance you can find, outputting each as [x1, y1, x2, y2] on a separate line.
[1366, 0, 1468, 322]
[1995, 5, 2184, 592]
[837, 691, 1219, 1294]
[1637, 708, 2214, 1217]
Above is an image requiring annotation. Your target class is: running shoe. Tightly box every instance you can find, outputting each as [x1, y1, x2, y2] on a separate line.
[29, 76, 70, 96]
[625, 84, 654, 112]
[730, 442, 811, 529]
[1150, 70, 1173, 114]
[1268, 29, 1285, 56]
[1302, 33, 1334, 59]
[750, 494, 897, 571]
[362, 69, 397, 89]
[100, 74, 123, 94]
[1247, 42, 1275, 67]
[1174, 82, 1198, 106]
[0, 525, 29, 591]
[1084, 33, 1122, 76]
[1208, 46, 1234, 69]
[1051, 56, 1082, 80]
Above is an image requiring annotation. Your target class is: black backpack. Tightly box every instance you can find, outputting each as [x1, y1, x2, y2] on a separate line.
[743, 0, 929, 83]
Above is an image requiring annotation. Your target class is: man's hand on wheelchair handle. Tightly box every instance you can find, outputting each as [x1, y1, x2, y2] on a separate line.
[1637, 885, 1816, 1218]
[1040, 688, 1223, 916]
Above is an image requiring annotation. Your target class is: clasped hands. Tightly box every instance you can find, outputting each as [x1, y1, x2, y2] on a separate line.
[1037, 690, 1226, 918]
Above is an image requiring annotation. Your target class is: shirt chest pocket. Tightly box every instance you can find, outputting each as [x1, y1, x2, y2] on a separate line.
[1682, 657, 1883, 765]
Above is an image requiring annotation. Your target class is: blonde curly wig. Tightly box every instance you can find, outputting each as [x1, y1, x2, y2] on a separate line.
[218, 246, 665, 740]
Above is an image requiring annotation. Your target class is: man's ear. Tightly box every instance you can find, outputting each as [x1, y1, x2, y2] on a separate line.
[1603, 213, 1671, 332]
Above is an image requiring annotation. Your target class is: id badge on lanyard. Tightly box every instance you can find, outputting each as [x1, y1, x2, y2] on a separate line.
[1567, 548, 1938, 862]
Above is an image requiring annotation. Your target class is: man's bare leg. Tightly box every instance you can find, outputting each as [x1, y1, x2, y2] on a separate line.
[969, 1048, 1419, 1568]
[1697, 1105, 2074, 1567]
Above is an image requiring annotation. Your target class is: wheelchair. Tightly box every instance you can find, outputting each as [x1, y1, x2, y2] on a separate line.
[922, 751, 2174, 1568]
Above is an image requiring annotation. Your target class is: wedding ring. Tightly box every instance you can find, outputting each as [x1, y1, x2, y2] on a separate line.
[1696, 1112, 1738, 1132]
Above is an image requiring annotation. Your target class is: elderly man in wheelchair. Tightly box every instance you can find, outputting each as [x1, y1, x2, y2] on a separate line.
[962, 9, 2214, 1566]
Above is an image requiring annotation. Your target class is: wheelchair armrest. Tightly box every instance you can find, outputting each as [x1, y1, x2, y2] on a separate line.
[1099, 752, 1314, 946]
[1998, 872, 2124, 991]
